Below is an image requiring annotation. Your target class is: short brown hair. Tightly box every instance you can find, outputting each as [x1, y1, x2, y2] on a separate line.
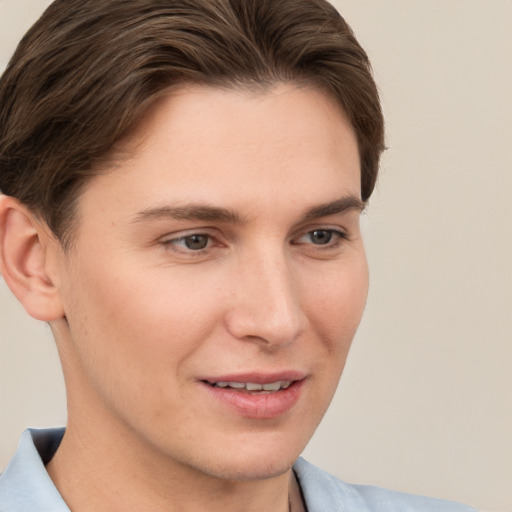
[0, 0, 384, 246]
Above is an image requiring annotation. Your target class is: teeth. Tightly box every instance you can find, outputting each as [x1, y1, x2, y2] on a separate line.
[262, 382, 281, 391]
[212, 381, 292, 391]
[246, 382, 263, 391]
[226, 382, 245, 389]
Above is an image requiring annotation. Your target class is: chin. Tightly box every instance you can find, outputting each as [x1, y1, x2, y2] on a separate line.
[199, 454, 298, 482]
[177, 435, 305, 482]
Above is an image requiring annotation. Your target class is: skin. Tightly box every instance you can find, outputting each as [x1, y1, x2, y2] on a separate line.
[0, 84, 368, 512]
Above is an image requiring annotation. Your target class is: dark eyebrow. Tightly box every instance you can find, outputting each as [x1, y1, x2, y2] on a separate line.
[132, 196, 364, 225]
[300, 196, 365, 222]
[132, 204, 247, 224]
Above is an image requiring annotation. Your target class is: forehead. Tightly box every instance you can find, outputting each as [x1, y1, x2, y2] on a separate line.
[76, 84, 361, 225]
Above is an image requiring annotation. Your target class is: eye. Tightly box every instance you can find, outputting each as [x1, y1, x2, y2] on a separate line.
[165, 234, 211, 251]
[307, 230, 334, 245]
[296, 229, 346, 246]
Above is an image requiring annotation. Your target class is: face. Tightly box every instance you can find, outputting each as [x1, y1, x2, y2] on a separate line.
[52, 84, 368, 481]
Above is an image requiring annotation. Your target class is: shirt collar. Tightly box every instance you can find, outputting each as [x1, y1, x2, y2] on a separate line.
[0, 428, 69, 512]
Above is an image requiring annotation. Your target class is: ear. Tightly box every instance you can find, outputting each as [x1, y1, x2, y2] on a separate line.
[0, 195, 65, 321]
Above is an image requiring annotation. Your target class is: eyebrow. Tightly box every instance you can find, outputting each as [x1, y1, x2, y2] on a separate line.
[300, 196, 365, 222]
[132, 204, 246, 224]
[132, 195, 364, 225]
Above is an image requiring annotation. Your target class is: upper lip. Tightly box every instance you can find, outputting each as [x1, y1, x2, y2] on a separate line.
[201, 371, 306, 385]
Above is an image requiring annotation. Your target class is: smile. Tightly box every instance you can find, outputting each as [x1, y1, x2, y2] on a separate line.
[203, 378, 304, 419]
[209, 381, 292, 392]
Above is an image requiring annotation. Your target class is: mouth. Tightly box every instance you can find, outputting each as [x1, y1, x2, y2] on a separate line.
[200, 374, 305, 419]
[205, 380, 293, 393]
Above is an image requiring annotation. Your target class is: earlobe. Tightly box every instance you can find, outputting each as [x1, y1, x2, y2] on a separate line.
[0, 195, 65, 321]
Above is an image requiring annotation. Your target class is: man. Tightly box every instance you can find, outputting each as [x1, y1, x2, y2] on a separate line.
[0, 1, 477, 510]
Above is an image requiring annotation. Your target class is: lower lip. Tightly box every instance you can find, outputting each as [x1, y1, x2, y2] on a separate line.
[202, 380, 304, 419]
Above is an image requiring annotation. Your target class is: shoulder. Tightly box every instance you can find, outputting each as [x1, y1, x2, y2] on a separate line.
[292, 458, 479, 512]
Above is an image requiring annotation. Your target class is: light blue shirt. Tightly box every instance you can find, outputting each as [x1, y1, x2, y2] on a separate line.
[0, 428, 478, 511]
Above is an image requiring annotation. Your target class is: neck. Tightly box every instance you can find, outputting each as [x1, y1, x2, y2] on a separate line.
[47, 420, 298, 512]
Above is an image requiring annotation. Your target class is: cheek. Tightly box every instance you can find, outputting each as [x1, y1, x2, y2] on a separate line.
[307, 256, 369, 348]
[296, 260, 369, 430]
[60, 263, 218, 429]
[62, 256, 225, 383]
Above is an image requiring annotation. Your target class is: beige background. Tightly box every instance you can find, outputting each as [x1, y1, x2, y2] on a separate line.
[1, 1, 511, 511]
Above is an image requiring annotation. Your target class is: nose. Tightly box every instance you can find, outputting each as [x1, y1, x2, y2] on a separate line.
[224, 249, 307, 348]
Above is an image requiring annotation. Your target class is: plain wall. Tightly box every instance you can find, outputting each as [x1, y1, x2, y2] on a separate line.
[1, 1, 511, 511]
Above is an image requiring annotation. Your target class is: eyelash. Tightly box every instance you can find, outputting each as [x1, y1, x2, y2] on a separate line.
[292, 228, 349, 248]
[160, 228, 349, 255]
[163, 233, 214, 252]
